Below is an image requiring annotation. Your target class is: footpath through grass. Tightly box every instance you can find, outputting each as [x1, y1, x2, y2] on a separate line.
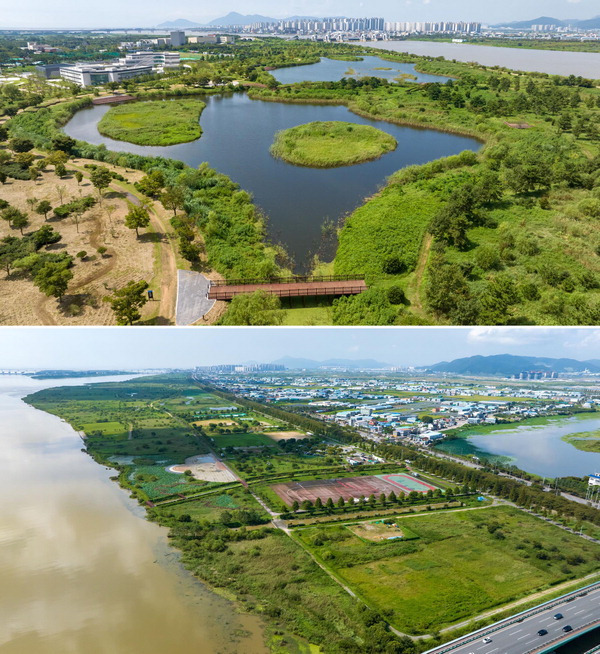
[298, 505, 600, 635]
[97, 99, 206, 145]
[271, 120, 397, 168]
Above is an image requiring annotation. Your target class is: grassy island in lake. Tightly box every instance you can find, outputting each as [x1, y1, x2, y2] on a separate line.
[98, 99, 206, 146]
[270, 121, 397, 168]
[563, 430, 600, 453]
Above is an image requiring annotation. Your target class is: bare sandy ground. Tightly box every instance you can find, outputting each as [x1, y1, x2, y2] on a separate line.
[169, 454, 237, 483]
[0, 156, 160, 325]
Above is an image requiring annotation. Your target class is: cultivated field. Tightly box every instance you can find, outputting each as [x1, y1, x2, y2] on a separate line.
[265, 430, 309, 441]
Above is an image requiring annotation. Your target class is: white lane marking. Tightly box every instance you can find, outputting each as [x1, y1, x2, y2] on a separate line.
[574, 609, 586, 615]
[517, 635, 529, 640]
[487, 649, 498, 653]
[525, 639, 537, 645]
[508, 629, 522, 635]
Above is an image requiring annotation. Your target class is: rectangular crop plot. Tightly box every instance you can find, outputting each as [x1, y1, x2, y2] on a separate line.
[272, 473, 438, 506]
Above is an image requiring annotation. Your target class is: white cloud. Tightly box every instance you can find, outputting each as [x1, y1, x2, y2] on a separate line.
[466, 327, 554, 347]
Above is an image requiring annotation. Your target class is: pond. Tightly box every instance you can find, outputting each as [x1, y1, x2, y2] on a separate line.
[0, 374, 267, 654]
[271, 55, 451, 84]
[63, 94, 480, 272]
[436, 414, 600, 478]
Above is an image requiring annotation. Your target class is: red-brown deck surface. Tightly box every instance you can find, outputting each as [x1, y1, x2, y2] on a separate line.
[208, 279, 367, 300]
[92, 95, 135, 105]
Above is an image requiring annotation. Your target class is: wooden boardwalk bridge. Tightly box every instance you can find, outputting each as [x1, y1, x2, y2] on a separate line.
[207, 275, 367, 301]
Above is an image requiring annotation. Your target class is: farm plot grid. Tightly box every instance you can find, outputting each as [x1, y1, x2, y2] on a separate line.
[272, 473, 438, 506]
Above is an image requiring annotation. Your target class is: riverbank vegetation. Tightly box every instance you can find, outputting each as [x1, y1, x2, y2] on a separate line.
[271, 121, 397, 168]
[97, 99, 205, 146]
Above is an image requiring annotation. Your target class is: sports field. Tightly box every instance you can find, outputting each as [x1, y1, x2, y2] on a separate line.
[272, 472, 438, 506]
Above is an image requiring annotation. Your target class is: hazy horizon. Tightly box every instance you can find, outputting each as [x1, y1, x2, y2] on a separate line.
[1, 327, 600, 370]
[2, 0, 599, 30]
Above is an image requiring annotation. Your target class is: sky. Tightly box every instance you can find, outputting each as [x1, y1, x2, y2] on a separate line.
[2, 327, 600, 370]
[2, 0, 599, 30]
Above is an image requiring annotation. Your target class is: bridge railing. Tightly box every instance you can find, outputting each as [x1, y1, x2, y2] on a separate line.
[210, 274, 365, 287]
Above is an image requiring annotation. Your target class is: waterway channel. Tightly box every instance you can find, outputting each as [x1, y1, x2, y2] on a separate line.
[0, 374, 267, 654]
[63, 74, 480, 272]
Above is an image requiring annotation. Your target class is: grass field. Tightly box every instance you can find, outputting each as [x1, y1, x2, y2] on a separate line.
[209, 432, 277, 448]
[270, 121, 397, 168]
[97, 99, 206, 146]
[80, 421, 128, 439]
[298, 506, 600, 634]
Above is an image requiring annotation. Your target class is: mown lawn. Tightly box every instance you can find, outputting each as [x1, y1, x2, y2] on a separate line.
[299, 506, 600, 634]
[97, 99, 206, 146]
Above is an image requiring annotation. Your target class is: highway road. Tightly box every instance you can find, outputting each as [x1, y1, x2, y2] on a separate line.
[426, 585, 600, 654]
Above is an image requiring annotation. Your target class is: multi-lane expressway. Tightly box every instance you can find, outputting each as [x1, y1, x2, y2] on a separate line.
[426, 584, 600, 654]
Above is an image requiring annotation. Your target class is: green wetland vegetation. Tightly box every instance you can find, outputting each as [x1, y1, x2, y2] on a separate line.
[4, 39, 600, 324]
[563, 429, 600, 452]
[270, 121, 397, 168]
[97, 99, 206, 146]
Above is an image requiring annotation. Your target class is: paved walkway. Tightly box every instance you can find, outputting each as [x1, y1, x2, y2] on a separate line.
[175, 270, 214, 325]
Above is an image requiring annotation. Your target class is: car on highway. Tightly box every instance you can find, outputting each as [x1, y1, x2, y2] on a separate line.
[482, 637, 492, 644]
[538, 629, 548, 636]
[563, 625, 573, 633]
[553, 613, 563, 620]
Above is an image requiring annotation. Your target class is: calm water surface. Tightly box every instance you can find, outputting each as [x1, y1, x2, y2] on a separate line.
[63, 94, 479, 271]
[271, 55, 451, 84]
[440, 415, 600, 478]
[366, 41, 600, 79]
[0, 375, 267, 654]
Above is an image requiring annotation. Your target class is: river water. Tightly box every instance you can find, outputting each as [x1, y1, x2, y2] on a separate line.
[366, 41, 600, 79]
[63, 92, 479, 272]
[0, 375, 267, 654]
[438, 414, 600, 478]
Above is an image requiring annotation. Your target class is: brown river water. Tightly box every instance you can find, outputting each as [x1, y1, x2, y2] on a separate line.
[0, 375, 268, 654]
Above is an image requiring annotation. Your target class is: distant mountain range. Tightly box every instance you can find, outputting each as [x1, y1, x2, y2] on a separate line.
[208, 12, 278, 26]
[273, 356, 392, 370]
[156, 19, 204, 28]
[428, 354, 600, 376]
[495, 15, 600, 29]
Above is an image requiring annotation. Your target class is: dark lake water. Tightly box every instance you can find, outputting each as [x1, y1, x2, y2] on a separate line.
[437, 415, 600, 478]
[367, 41, 600, 79]
[271, 55, 451, 84]
[63, 94, 479, 271]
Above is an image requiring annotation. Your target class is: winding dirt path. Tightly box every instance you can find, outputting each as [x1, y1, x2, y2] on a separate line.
[407, 233, 432, 317]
